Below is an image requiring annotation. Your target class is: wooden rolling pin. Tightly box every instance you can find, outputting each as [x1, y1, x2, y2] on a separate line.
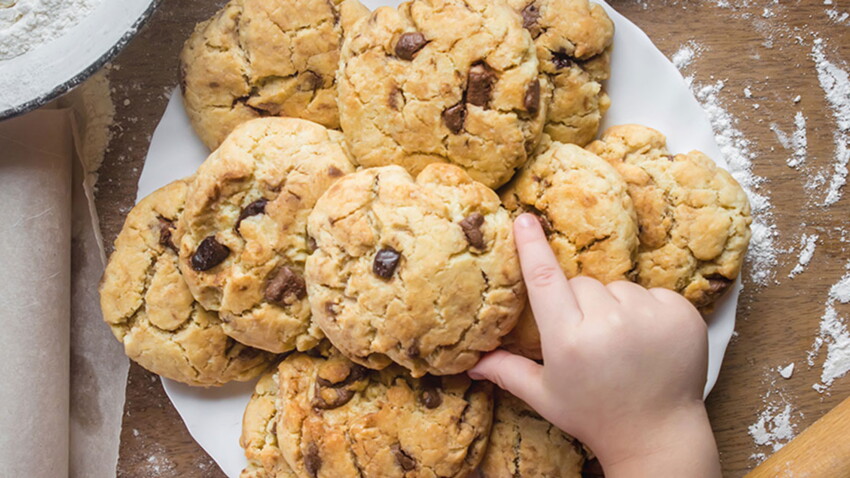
[745, 395, 850, 478]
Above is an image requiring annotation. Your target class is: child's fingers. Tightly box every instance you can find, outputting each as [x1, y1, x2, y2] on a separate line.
[513, 213, 582, 331]
[468, 349, 548, 409]
[569, 276, 618, 314]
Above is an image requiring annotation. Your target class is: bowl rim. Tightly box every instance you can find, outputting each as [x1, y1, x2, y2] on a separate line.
[0, 0, 160, 121]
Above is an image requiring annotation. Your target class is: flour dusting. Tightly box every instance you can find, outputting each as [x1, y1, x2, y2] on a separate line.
[810, 264, 850, 392]
[0, 0, 103, 60]
[748, 400, 799, 458]
[811, 38, 850, 206]
[770, 111, 808, 169]
[671, 42, 702, 70]
[788, 233, 818, 278]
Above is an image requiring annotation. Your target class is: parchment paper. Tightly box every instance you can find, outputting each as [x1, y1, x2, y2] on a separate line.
[0, 110, 73, 478]
[138, 2, 741, 475]
[0, 101, 128, 476]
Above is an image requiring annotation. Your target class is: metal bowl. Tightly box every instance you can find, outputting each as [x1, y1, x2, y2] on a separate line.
[0, 0, 159, 120]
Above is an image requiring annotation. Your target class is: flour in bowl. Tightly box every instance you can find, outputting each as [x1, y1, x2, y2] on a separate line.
[0, 0, 102, 60]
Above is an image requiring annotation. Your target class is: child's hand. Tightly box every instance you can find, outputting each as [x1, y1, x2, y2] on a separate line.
[470, 213, 721, 477]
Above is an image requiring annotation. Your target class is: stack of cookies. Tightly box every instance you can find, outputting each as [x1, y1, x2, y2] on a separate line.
[100, 0, 753, 476]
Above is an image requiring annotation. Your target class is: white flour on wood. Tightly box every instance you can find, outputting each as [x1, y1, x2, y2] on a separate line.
[0, 0, 102, 60]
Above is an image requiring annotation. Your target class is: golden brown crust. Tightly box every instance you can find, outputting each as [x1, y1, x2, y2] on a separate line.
[305, 164, 525, 377]
[337, 0, 547, 189]
[480, 390, 586, 478]
[100, 179, 273, 387]
[176, 118, 355, 353]
[180, 0, 370, 150]
[276, 353, 493, 478]
[241, 370, 298, 478]
[508, 0, 614, 146]
[586, 124, 752, 309]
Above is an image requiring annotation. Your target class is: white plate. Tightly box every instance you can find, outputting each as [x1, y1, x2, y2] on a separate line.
[138, 2, 739, 476]
[0, 0, 158, 119]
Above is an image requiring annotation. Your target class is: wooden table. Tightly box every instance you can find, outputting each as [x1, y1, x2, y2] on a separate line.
[97, 0, 850, 475]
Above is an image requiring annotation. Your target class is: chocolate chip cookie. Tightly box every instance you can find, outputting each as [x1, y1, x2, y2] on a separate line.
[100, 179, 272, 387]
[337, 0, 547, 189]
[305, 164, 526, 377]
[241, 369, 297, 478]
[275, 352, 493, 477]
[509, 0, 614, 146]
[586, 124, 752, 309]
[180, 0, 370, 150]
[480, 389, 587, 478]
[177, 118, 355, 353]
[500, 139, 638, 359]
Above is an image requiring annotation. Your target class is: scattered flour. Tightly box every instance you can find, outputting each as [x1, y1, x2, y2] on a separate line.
[748, 400, 799, 459]
[825, 8, 850, 24]
[788, 233, 818, 278]
[811, 38, 850, 206]
[770, 111, 808, 169]
[693, 80, 778, 285]
[810, 264, 850, 392]
[0, 0, 103, 60]
[779, 363, 795, 379]
[671, 41, 702, 70]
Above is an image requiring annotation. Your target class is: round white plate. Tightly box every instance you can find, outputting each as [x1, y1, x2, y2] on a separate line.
[137, 2, 738, 476]
[0, 0, 158, 119]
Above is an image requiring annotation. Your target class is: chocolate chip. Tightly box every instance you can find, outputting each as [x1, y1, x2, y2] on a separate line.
[191, 236, 230, 271]
[236, 199, 268, 231]
[308, 236, 318, 252]
[459, 213, 486, 250]
[418, 377, 442, 409]
[442, 102, 466, 134]
[663, 154, 675, 161]
[304, 444, 322, 478]
[706, 275, 732, 297]
[264, 266, 307, 305]
[407, 341, 421, 358]
[395, 32, 428, 61]
[373, 247, 401, 279]
[521, 3, 541, 34]
[324, 301, 337, 316]
[525, 207, 554, 237]
[300, 71, 323, 92]
[524, 79, 541, 115]
[389, 87, 403, 111]
[552, 49, 575, 69]
[466, 62, 496, 108]
[312, 383, 356, 410]
[157, 218, 177, 252]
[328, 166, 343, 177]
[391, 444, 417, 471]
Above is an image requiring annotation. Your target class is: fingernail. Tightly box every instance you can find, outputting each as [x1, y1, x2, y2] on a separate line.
[515, 213, 537, 229]
[467, 369, 484, 380]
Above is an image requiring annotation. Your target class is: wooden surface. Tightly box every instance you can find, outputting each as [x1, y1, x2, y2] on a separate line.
[92, 0, 850, 476]
[746, 396, 850, 478]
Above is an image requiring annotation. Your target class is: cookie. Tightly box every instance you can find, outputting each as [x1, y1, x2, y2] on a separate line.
[241, 370, 297, 478]
[509, 0, 614, 146]
[480, 390, 587, 478]
[180, 0, 370, 150]
[100, 179, 272, 387]
[586, 124, 752, 308]
[275, 352, 493, 478]
[177, 118, 355, 353]
[305, 164, 526, 376]
[500, 140, 638, 359]
[337, 0, 547, 189]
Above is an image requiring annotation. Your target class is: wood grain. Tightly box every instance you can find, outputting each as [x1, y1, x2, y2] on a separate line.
[91, 0, 850, 476]
[745, 396, 850, 478]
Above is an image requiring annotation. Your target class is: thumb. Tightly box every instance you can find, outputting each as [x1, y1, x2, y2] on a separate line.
[468, 350, 548, 412]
